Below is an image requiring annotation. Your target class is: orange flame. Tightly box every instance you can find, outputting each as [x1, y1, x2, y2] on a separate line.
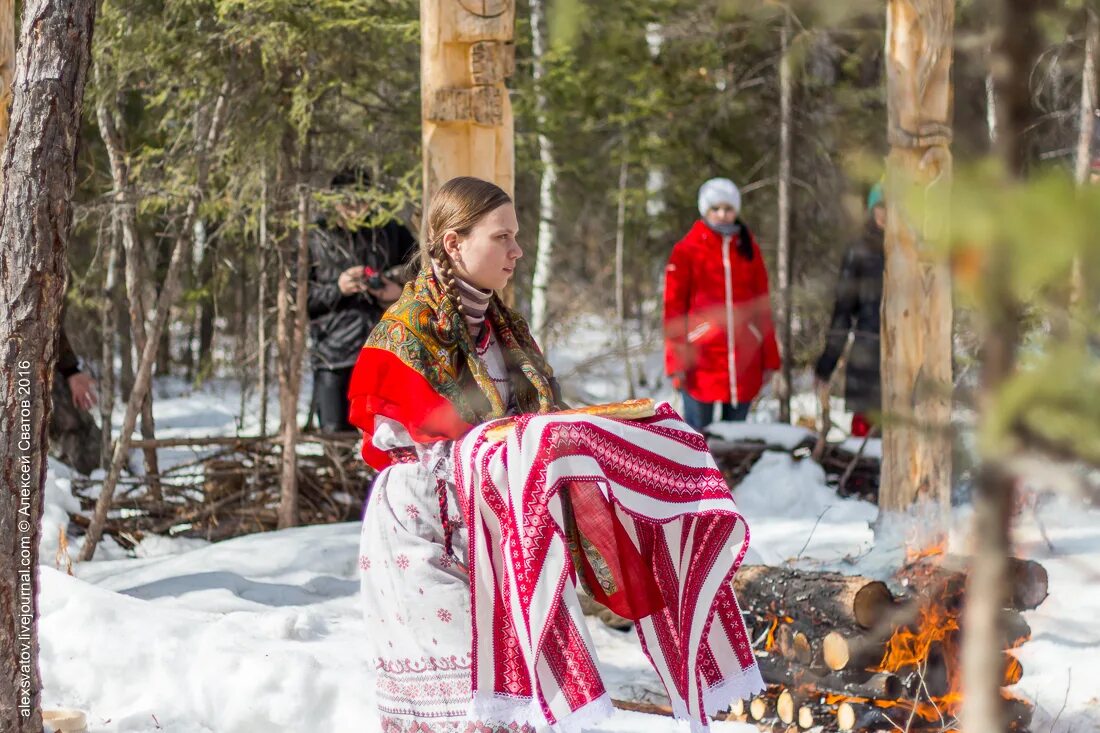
[763, 616, 779, 652]
[1004, 655, 1023, 686]
[877, 602, 959, 672]
[817, 542, 1025, 730]
[905, 539, 947, 565]
[870, 593, 964, 722]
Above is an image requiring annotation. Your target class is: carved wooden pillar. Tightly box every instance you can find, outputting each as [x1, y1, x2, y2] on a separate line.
[879, 0, 954, 521]
[421, 0, 515, 212]
[0, 0, 15, 157]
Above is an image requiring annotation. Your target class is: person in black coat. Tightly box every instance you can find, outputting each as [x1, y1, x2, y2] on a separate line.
[308, 169, 417, 432]
[815, 184, 885, 437]
[50, 323, 103, 474]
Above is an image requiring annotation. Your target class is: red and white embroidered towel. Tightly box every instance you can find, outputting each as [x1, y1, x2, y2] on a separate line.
[454, 402, 765, 733]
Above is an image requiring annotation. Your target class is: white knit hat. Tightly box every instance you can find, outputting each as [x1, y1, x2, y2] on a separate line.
[697, 177, 741, 217]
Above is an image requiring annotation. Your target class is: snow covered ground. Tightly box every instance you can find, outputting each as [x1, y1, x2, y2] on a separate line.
[35, 324, 1100, 732]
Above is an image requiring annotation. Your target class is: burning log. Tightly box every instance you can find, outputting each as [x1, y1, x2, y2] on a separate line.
[755, 654, 904, 700]
[776, 689, 796, 725]
[749, 694, 774, 723]
[836, 695, 1034, 732]
[896, 556, 1049, 611]
[1001, 608, 1032, 648]
[836, 701, 926, 731]
[734, 553, 1047, 733]
[822, 628, 891, 672]
[822, 610, 1028, 678]
[734, 565, 897, 631]
[775, 689, 839, 728]
[794, 699, 837, 730]
[1004, 695, 1035, 731]
[1008, 558, 1050, 609]
[775, 623, 813, 665]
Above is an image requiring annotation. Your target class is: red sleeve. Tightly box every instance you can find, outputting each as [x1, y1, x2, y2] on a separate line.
[348, 346, 473, 470]
[663, 242, 691, 376]
[750, 236, 782, 371]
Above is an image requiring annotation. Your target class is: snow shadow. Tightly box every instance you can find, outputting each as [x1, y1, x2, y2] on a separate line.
[119, 570, 357, 606]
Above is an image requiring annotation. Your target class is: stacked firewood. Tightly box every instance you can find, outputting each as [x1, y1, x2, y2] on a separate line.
[726, 559, 1047, 731]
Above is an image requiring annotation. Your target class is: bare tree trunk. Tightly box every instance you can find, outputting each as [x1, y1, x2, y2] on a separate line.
[276, 219, 292, 440]
[100, 213, 121, 468]
[962, 2, 1037, 730]
[236, 229, 250, 431]
[195, 218, 216, 380]
[1074, 11, 1097, 187]
[258, 169, 271, 437]
[95, 91, 162, 501]
[776, 16, 794, 424]
[879, 0, 954, 521]
[117, 264, 134, 401]
[80, 85, 229, 560]
[527, 0, 556, 348]
[1071, 8, 1097, 312]
[276, 178, 311, 529]
[0, 1, 97, 729]
[614, 155, 636, 398]
[156, 304, 172, 376]
[985, 63, 998, 146]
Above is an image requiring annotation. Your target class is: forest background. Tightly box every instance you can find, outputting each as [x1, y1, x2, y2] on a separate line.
[66, 0, 1077, 392]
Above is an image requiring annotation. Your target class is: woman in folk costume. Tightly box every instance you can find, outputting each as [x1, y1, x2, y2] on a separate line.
[350, 176, 764, 733]
[664, 177, 781, 432]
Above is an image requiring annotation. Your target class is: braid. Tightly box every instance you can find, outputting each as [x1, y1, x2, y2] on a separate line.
[430, 243, 466, 321]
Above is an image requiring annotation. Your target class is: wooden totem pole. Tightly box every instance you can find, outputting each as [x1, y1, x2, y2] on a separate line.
[421, 0, 516, 215]
[879, 1, 954, 521]
[0, 0, 14, 153]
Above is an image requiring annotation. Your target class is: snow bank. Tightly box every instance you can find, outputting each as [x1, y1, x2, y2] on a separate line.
[41, 522, 756, 733]
[706, 421, 816, 450]
[732, 451, 877, 566]
[41, 524, 375, 733]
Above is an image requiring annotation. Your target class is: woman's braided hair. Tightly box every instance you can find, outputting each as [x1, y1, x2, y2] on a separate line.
[422, 176, 512, 320]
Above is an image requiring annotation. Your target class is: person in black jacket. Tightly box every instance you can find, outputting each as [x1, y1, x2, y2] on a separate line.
[50, 324, 103, 474]
[815, 184, 885, 437]
[308, 169, 417, 432]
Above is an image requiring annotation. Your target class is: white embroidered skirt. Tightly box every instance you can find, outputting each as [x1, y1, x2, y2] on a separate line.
[358, 462, 540, 732]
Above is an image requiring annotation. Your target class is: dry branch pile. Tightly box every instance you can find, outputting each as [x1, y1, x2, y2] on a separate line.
[709, 436, 881, 501]
[67, 433, 373, 547]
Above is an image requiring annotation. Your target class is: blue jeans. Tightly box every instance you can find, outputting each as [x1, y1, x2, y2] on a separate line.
[680, 390, 750, 432]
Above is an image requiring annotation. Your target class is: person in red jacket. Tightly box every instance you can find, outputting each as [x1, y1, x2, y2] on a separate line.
[664, 177, 781, 431]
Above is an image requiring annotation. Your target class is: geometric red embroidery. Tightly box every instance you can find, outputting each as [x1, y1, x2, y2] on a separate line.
[379, 716, 539, 733]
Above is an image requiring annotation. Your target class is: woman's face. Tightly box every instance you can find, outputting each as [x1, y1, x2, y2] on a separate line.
[873, 203, 887, 229]
[443, 203, 522, 291]
[705, 203, 738, 227]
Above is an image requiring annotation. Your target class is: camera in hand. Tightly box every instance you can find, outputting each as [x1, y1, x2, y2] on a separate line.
[363, 266, 384, 290]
